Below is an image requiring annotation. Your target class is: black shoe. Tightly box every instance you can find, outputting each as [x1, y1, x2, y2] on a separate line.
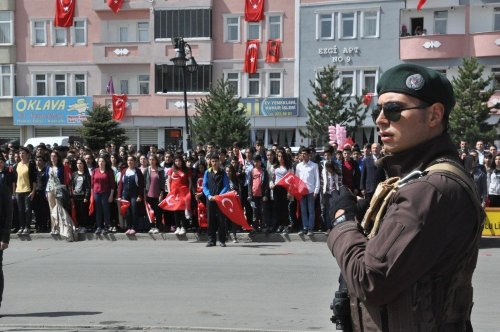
[206, 242, 216, 247]
[219, 242, 226, 247]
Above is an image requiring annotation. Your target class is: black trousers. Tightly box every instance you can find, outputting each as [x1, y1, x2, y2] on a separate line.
[32, 191, 50, 231]
[73, 196, 90, 228]
[207, 200, 226, 244]
[0, 250, 4, 307]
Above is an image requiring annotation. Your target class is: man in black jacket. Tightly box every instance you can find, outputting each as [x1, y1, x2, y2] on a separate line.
[0, 176, 13, 309]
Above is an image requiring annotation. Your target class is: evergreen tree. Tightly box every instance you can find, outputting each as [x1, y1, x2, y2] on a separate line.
[190, 78, 250, 148]
[78, 104, 127, 151]
[449, 57, 498, 145]
[301, 64, 368, 145]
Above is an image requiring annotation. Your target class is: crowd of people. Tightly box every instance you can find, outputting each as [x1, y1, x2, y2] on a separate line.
[0, 135, 495, 243]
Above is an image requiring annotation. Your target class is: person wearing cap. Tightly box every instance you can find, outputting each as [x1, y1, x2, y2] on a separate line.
[327, 64, 484, 330]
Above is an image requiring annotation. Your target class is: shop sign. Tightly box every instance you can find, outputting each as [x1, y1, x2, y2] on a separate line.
[239, 97, 298, 116]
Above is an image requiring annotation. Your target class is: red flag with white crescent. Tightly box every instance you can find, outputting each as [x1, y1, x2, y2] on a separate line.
[245, 0, 264, 22]
[244, 40, 259, 74]
[266, 39, 281, 63]
[54, 0, 76, 27]
[145, 201, 156, 223]
[275, 173, 309, 201]
[107, 0, 124, 13]
[417, 0, 426, 10]
[112, 94, 127, 121]
[119, 199, 131, 217]
[159, 187, 191, 211]
[214, 191, 253, 231]
[88, 191, 95, 216]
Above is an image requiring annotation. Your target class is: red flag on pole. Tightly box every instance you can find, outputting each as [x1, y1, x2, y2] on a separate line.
[54, 0, 76, 27]
[275, 173, 309, 201]
[145, 201, 156, 224]
[119, 199, 131, 217]
[159, 187, 191, 211]
[112, 94, 127, 121]
[88, 192, 94, 216]
[107, 0, 124, 13]
[266, 39, 281, 63]
[245, 0, 264, 22]
[244, 40, 259, 74]
[214, 191, 253, 231]
[417, 0, 426, 10]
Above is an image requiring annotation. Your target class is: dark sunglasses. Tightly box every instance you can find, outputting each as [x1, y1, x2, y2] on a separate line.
[372, 102, 429, 122]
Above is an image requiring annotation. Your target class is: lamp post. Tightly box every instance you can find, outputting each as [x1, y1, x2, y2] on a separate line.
[170, 37, 198, 152]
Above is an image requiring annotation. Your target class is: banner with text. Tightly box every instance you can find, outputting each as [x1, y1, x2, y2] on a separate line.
[239, 97, 298, 117]
[13, 96, 93, 126]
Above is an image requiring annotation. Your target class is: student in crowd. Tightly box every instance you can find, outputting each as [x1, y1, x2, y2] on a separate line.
[166, 154, 192, 236]
[32, 155, 49, 233]
[270, 148, 293, 234]
[13, 147, 36, 235]
[71, 158, 91, 233]
[91, 156, 115, 235]
[248, 155, 270, 232]
[144, 154, 165, 234]
[295, 147, 320, 235]
[118, 156, 145, 236]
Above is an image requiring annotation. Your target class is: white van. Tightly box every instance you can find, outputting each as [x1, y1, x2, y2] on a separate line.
[24, 136, 70, 148]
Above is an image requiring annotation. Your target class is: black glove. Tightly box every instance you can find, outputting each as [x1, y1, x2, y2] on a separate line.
[329, 187, 358, 227]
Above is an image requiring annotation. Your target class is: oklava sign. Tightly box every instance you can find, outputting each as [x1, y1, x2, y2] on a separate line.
[239, 97, 298, 116]
[13, 96, 92, 126]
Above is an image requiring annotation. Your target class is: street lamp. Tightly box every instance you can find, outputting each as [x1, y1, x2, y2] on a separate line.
[170, 37, 198, 152]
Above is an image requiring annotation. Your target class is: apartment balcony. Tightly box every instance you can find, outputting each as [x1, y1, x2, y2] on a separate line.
[93, 42, 153, 64]
[470, 31, 500, 58]
[400, 34, 467, 60]
[92, 0, 152, 11]
[0, 45, 16, 63]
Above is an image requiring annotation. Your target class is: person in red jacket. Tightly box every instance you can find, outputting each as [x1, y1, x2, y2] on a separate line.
[118, 156, 145, 236]
[91, 156, 115, 235]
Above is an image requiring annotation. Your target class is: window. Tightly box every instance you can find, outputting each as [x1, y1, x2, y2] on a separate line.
[493, 68, 500, 90]
[72, 19, 87, 45]
[434, 11, 447, 34]
[119, 27, 129, 42]
[495, 8, 500, 31]
[362, 11, 379, 38]
[138, 75, 150, 95]
[268, 15, 282, 40]
[226, 72, 240, 96]
[318, 13, 334, 40]
[248, 73, 260, 97]
[268, 72, 282, 97]
[120, 80, 129, 94]
[0, 65, 13, 97]
[0, 11, 13, 44]
[339, 70, 355, 96]
[339, 12, 356, 39]
[54, 27, 67, 45]
[154, 9, 212, 39]
[35, 74, 47, 96]
[154, 64, 212, 93]
[225, 16, 240, 42]
[33, 20, 47, 45]
[74, 74, 86, 96]
[54, 74, 67, 96]
[362, 70, 377, 94]
[138, 22, 149, 42]
[247, 22, 261, 40]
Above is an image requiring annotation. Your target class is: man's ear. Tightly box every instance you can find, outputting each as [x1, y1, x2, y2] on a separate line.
[428, 102, 445, 128]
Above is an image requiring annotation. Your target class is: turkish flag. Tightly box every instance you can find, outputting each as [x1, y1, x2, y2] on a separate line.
[363, 93, 374, 106]
[214, 191, 253, 231]
[112, 94, 127, 121]
[197, 201, 208, 228]
[244, 40, 259, 74]
[54, 0, 76, 27]
[119, 199, 131, 217]
[245, 0, 264, 22]
[417, 0, 426, 10]
[107, 0, 124, 13]
[159, 187, 191, 211]
[88, 192, 94, 216]
[275, 173, 309, 201]
[266, 39, 281, 63]
[145, 201, 156, 223]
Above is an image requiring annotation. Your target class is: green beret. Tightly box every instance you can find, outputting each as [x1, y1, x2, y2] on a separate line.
[377, 63, 456, 114]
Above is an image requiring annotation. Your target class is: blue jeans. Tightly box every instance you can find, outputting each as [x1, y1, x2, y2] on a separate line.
[123, 194, 138, 230]
[94, 191, 111, 229]
[300, 193, 316, 231]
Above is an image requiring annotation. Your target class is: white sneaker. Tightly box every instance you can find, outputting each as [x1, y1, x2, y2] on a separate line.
[152, 227, 160, 234]
[78, 227, 86, 234]
[178, 227, 186, 235]
[148, 228, 155, 234]
[174, 227, 180, 235]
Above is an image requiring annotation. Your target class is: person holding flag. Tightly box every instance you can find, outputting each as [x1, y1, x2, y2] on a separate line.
[166, 154, 192, 236]
[117, 156, 145, 236]
[202, 153, 230, 247]
[270, 148, 293, 234]
[144, 155, 165, 234]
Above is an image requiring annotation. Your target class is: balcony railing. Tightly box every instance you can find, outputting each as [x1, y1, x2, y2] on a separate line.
[92, 0, 152, 11]
[400, 34, 468, 60]
[93, 41, 152, 64]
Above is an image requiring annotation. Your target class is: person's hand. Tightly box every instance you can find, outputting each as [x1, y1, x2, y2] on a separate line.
[84, 199, 88, 203]
[29, 191, 35, 201]
[209, 196, 216, 201]
[0, 242, 9, 250]
[263, 196, 268, 202]
[108, 195, 114, 203]
[137, 197, 142, 202]
[330, 187, 358, 226]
